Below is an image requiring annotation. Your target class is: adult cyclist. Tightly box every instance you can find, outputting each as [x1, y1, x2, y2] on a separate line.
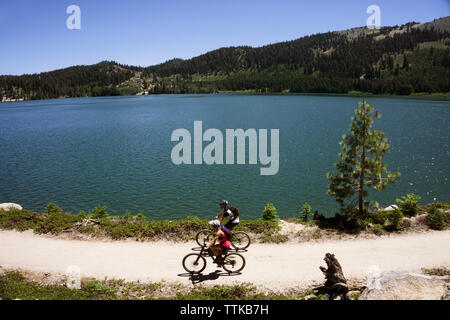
[216, 200, 240, 231]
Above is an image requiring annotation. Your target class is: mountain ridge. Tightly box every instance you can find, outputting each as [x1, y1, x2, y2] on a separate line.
[1, 16, 449, 101]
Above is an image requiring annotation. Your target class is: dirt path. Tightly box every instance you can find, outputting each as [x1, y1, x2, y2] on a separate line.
[1, 230, 449, 290]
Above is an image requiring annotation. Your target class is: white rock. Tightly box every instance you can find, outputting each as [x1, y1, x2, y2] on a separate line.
[383, 204, 399, 211]
[360, 272, 448, 300]
[0, 203, 23, 211]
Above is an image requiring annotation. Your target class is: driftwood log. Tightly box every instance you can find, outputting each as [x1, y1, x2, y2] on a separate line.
[314, 253, 349, 300]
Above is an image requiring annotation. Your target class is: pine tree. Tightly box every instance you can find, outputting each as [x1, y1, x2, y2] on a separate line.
[327, 101, 400, 219]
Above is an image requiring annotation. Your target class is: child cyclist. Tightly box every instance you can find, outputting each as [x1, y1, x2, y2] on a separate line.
[204, 220, 232, 265]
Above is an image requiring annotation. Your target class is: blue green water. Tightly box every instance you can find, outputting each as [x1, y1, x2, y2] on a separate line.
[0, 94, 448, 219]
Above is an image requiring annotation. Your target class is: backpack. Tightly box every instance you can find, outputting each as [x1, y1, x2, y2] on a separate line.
[228, 205, 239, 218]
[219, 226, 233, 240]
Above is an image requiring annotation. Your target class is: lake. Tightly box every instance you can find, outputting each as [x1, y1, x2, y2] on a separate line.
[0, 94, 448, 219]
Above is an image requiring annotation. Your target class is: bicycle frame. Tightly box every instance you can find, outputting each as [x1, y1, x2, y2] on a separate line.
[183, 240, 244, 274]
[195, 242, 227, 266]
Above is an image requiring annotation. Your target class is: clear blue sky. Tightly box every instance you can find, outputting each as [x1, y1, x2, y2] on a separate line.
[0, 0, 449, 75]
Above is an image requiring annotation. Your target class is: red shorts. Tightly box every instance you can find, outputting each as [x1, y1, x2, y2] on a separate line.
[221, 240, 231, 249]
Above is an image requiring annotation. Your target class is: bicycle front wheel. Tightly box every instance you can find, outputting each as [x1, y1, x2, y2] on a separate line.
[182, 253, 206, 274]
[231, 231, 251, 250]
[222, 252, 246, 273]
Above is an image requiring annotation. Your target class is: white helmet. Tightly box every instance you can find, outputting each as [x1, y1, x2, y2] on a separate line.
[208, 219, 221, 227]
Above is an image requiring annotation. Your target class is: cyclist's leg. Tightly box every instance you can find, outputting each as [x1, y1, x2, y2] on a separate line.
[209, 244, 221, 258]
[224, 221, 235, 230]
[222, 247, 228, 257]
[225, 221, 238, 231]
[210, 245, 226, 264]
[216, 246, 226, 264]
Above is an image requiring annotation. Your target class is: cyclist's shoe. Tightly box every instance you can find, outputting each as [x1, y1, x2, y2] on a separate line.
[216, 257, 225, 266]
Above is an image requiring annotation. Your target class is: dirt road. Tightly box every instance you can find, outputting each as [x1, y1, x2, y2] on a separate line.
[1, 230, 449, 290]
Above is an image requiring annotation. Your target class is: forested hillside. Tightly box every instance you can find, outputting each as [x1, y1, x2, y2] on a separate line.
[1, 17, 449, 101]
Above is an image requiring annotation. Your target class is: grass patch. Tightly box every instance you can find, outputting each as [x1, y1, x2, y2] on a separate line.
[259, 232, 289, 243]
[2, 201, 448, 244]
[284, 217, 318, 227]
[422, 267, 450, 277]
[91, 215, 209, 240]
[234, 220, 280, 233]
[0, 206, 280, 242]
[311, 229, 323, 239]
[350, 291, 361, 300]
[82, 279, 117, 299]
[0, 271, 325, 300]
[0, 271, 98, 300]
[173, 283, 266, 300]
[430, 202, 450, 210]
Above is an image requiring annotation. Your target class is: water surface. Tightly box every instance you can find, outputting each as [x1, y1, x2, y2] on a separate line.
[0, 94, 448, 219]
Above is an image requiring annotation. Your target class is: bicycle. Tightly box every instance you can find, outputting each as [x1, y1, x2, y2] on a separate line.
[195, 227, 251, 251]
[182, 241, 246, 274]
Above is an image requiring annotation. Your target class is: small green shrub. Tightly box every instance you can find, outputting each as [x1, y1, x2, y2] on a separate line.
[299, 202, 312, 222]
[371, 223, 386, 235]
[77, 210, 87, 219]
[0, 209, 43, 231]
[35, 211, 81, 234]
[386, 208, 404, 230]
[261, 202, 279, 222]
[45, 203, 63, 214]
[396, 193, 421, 217]
[426, 206, 447, 230]
[90, 205, 108, 219]
[123, 211, 132, 220]
[369, 210, 388, 225]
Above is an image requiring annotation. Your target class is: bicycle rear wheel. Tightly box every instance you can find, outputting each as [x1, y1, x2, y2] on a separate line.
[182, 253, 206, 273]
[222, 252, 246, 273]
[231, 231, 251, 250]
[195, 229, 213, 247]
